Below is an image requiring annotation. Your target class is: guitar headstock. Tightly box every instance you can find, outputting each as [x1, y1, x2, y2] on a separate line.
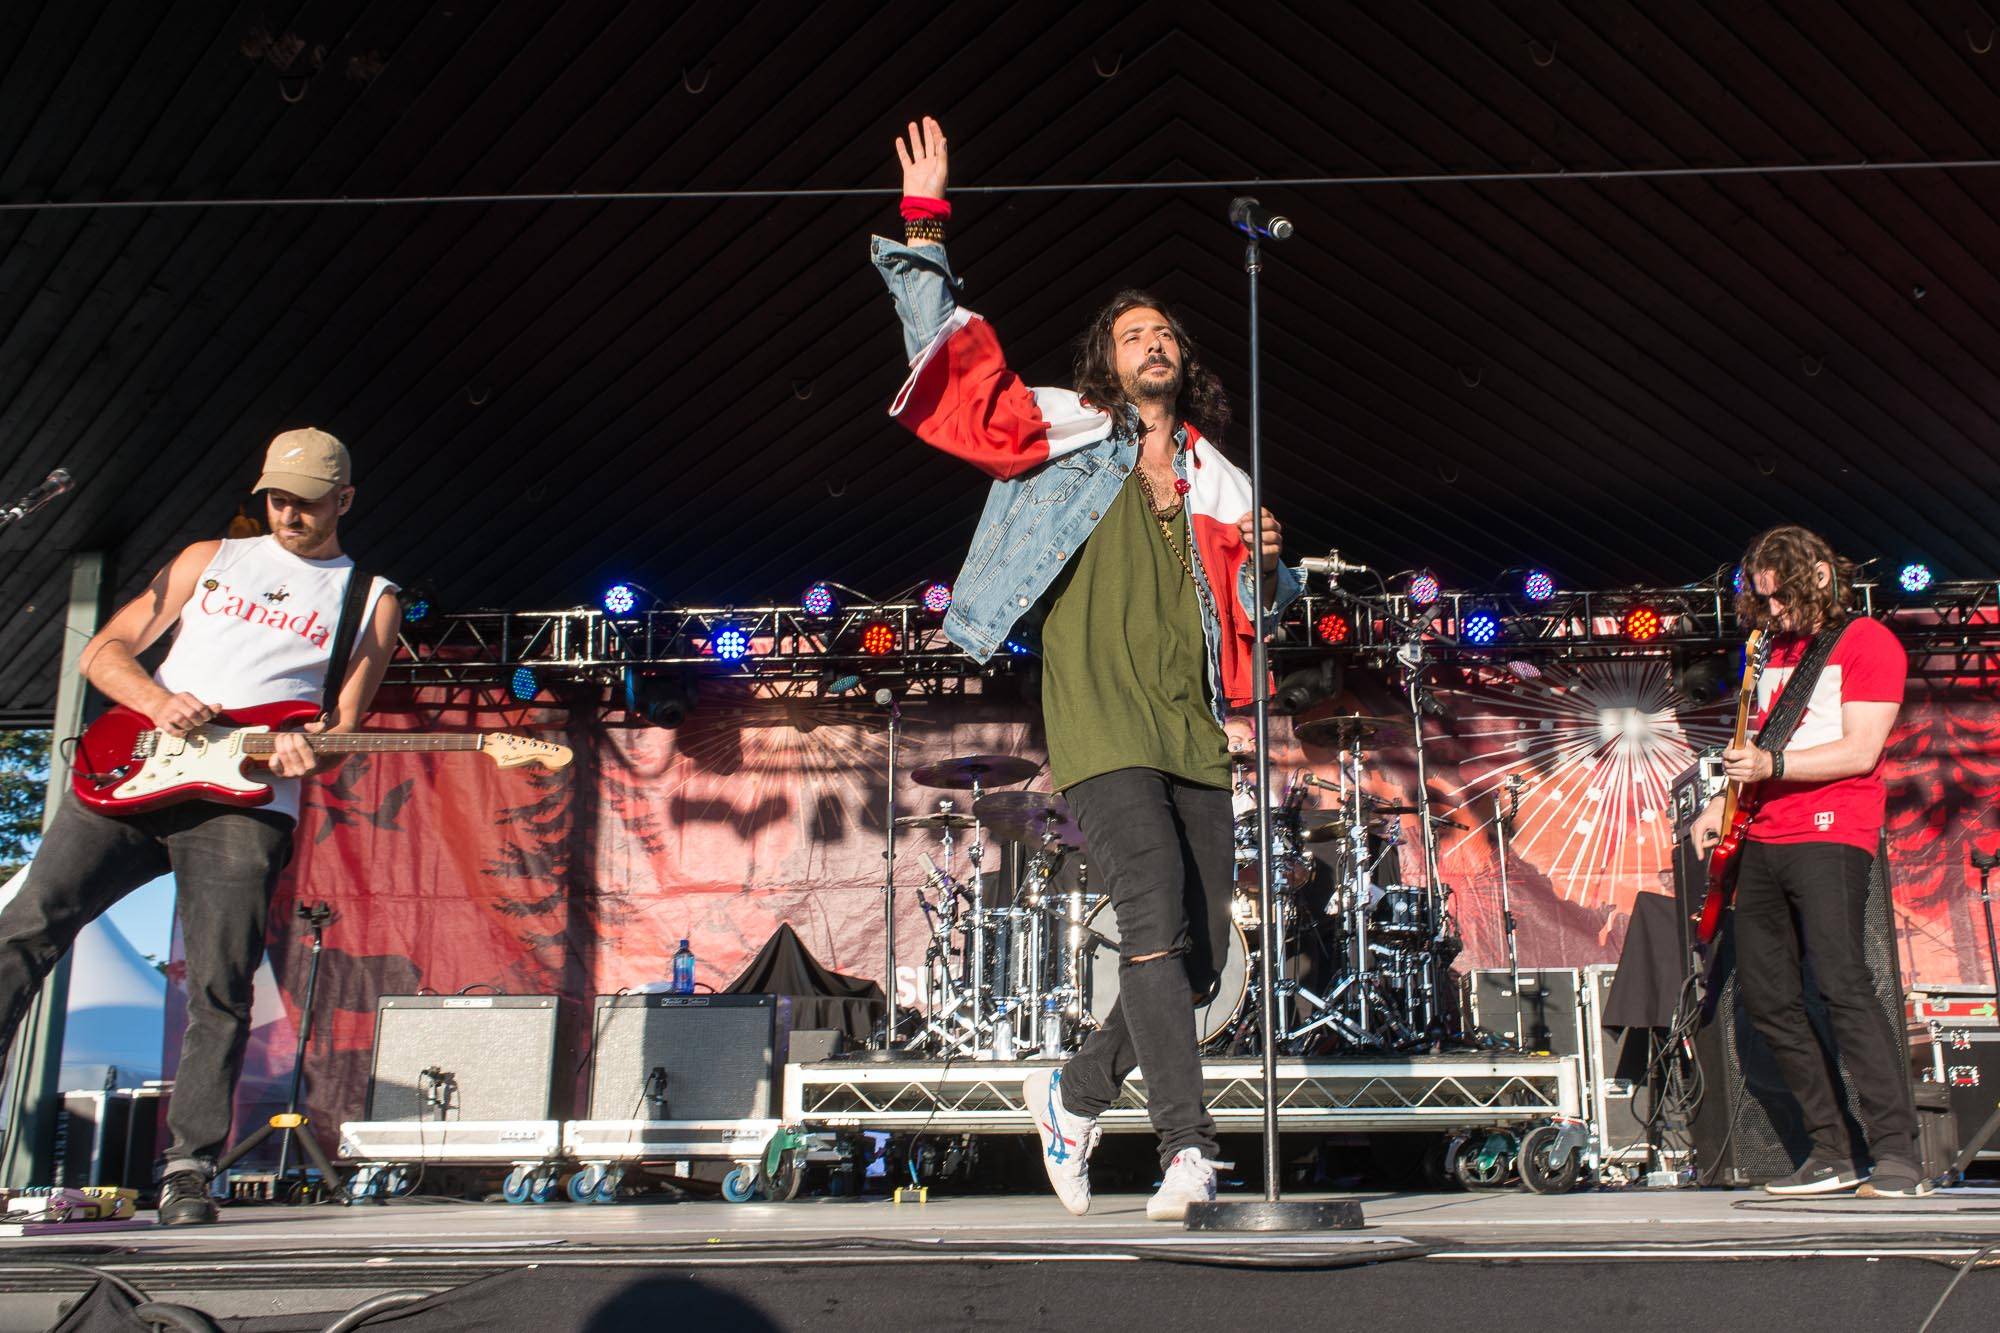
[481, 734, 574, 771]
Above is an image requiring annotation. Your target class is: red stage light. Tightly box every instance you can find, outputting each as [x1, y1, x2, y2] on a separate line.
[1316, 611, 1352, 645]
[1624, 605, 1663, 642]
[860, 621, 897, 655]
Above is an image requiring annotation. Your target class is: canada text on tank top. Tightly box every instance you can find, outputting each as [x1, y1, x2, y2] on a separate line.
[154, 536, 395, 821]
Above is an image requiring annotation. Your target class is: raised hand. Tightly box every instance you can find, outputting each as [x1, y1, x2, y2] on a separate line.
[1236, 508, 1283, 573]
[896, 116, 948, 198]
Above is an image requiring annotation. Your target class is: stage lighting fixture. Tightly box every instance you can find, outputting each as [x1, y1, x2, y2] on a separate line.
[1315, 611, 1352, 645]
[1674, 650, 1733, 707]
[1462, 607, 1503, 647]
[1522, 570, 1555, 603]
[1408, 571, 1441, 606]
[1274, 660, 1344, 716]
[403, 596, 431, 624]
[602, 582, 640, 617]
[626, 670, 698, 728]
[509, 667, 540, 701]
[1731, 565, 1745, 595]
[1899, 562, 1932, 594]
[1004, 639, 1034, 655]
[1623, 605, 1663, 642]
[921, 581, 954, 614]
[802, 582, 837, 616]
[819, 669, 865, 696]
[711, 623, 751, 662]
[860, 621, 898, 656]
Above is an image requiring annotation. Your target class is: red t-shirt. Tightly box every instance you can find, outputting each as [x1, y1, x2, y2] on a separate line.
[1746, 616, 1905, 850]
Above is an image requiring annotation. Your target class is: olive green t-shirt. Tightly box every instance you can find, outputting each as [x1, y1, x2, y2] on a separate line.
[1040, 469, 1231, 793]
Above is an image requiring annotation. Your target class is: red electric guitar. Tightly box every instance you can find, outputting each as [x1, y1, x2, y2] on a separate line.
[71, 699, 571, 816]
[1695, 630, 1771, 944]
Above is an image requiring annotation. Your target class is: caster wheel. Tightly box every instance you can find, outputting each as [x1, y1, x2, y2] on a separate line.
[595, 1167, 624, 1204]
[826, 1165, 856, 1197]
[1456, 1131, 1517, 1191]
[1519, 1125, 1583, 1195]
[567, 1167, 603, 1204]
[501, 1167, 534, 1205]
[771, 1150, 806, 1202]
[721, 1166, 760, 1203]
[531, 1171, 561, 1204]
[381, 1167, 416, 1199]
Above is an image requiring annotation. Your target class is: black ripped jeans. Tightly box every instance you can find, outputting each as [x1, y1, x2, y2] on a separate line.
[0, 795, 294, 1176]
[1058, 767, 1234, 1169]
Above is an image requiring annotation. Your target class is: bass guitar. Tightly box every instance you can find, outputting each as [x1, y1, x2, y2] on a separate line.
[1695, 630, 1771, 944]
[71, 699, 571, 816]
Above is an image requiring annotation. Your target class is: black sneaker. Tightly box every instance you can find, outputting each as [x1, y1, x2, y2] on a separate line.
[1857, 1158, 1935, 1198]
[157, 1169, 218, 1226]
[1763, 1156, 1867, 1196]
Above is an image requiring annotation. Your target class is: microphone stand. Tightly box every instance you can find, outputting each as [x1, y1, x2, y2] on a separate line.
[1951, 847, 2000, 1176]
[1192, 204, 1360, 1231]
[1494, 780, 1526, 1049]
[878, 693, 902, 1049]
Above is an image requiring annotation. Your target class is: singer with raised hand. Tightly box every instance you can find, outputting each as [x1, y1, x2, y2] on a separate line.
[872, 116, 1304, 1221]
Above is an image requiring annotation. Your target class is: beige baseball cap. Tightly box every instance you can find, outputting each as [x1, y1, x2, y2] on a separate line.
[254, 427, 351, 500]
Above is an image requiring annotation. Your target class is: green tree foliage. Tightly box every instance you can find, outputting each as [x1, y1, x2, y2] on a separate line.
[0, 730, 49, 879]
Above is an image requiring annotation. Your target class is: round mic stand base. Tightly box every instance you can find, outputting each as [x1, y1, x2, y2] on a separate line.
[1185, 1198, 1365, 1231]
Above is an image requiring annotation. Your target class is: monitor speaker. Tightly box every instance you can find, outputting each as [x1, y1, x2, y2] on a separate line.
[365, 995, 561, 1121]
[1688, 844, 1908, 1185]
[586, 993, 790, 1121]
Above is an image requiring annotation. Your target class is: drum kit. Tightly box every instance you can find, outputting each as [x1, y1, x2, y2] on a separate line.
[892, 711, 1466, 1061]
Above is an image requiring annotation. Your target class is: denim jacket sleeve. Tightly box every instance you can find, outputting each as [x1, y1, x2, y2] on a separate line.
[1238, 558, 1305, 622]
[871, 235, 963, 361]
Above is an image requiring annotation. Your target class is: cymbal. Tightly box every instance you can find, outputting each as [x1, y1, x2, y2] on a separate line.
[1294, 714, 1412, 747]
[894, 811, 977, 830]
[909, 753, 1041, 789]
[972, 790, 1086, 850]
[1300, 811, 1355, 844]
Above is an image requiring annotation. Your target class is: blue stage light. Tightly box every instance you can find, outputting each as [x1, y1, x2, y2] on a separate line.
[509, 667, 539, 701]
[1463, 608, 1503, 647]
[803, 582, 836, 616]
[1004, 639, 1033, 655]
[603, 583, 639, 616]
[712, 623, 751, 662]
[1731, 565, 1744, 595]
[1899, 562, 1932, 594]
[403, 597, 430, 624]
[1522, 570, 1555, 603]
[1408, 572, 1440, 606]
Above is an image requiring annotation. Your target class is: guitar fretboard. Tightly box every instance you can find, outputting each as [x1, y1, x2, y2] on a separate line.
[235, 733, 486, 755]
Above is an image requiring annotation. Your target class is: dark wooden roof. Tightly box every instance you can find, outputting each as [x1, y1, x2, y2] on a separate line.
[3, 0, 1997, 719]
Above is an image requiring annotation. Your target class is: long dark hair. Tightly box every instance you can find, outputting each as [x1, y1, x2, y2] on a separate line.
[1072, 289, 1231, 440]
[1736, 524, 1859, 634]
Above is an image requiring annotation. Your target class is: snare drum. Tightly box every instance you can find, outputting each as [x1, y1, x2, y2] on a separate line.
[1370, 885, 1436, 941]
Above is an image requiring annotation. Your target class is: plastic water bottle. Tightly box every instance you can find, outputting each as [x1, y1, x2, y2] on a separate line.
[990, 1000, 1016, 1060]
[671, 940, 696, 995]
[1040, 996, 1063, 1059]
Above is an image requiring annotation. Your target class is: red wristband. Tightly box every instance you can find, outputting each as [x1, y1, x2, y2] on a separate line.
[900, 195, 952, 222]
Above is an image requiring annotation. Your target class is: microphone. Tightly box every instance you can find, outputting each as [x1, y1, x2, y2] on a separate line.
[1228, 197, 1294, 241]
[4, 468, 72, 522]
[1300, 553, 1370, 577]
[873, 687, 895, 707]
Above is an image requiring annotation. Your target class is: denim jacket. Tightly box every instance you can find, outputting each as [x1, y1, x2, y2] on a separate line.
[871, 235, 1303, 722]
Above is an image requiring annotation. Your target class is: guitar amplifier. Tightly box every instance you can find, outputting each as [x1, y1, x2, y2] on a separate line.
[585, 993, 790, 1121]
[54, 1090, 131, 1188]
[365, 995, 561, 1121]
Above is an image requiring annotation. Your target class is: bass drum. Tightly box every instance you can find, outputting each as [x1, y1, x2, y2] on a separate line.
[1085, 898, 1249, 1047]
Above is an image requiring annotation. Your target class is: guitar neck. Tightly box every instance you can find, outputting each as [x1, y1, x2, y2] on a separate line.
[236, 732, 485, 756]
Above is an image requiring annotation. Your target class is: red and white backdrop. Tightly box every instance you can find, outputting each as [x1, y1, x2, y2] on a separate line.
[161, 664, 2000, 1149]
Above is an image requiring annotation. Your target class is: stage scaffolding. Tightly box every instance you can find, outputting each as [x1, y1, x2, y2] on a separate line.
[382, 578, 2000, 699]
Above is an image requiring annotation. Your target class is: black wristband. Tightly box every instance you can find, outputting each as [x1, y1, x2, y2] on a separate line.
[1770, 750, 1784, 781]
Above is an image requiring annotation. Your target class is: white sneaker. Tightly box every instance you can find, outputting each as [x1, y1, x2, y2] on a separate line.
[1146, 1147, 1227, 1221]
[1025, 1068, 1100, 1216]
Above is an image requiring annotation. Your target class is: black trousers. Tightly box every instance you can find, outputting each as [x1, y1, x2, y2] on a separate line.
[1057, 768, 1234, 1168]
[0, 795, 294, 1173]
[1732, 838, 1916, 1163]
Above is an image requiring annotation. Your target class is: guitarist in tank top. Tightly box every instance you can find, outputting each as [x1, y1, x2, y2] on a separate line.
[0, 428, 400, 1226]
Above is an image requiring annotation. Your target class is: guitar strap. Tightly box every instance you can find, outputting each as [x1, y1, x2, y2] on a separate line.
[318, 568, 376, 725]
[1754, 613, 1852, 758]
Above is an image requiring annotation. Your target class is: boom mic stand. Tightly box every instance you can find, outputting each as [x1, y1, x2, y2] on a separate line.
[214, 901, 347, 1203]
[1494, 777, 1527, 1049]
[1190, 200, 1360, 1232]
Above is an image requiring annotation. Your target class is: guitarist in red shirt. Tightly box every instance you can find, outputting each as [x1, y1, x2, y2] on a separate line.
[1688, 525, 1919, 1197]
[0, 429, 400, 1225]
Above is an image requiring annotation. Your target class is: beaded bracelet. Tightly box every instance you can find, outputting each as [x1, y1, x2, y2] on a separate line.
[905, 218, 947, 245]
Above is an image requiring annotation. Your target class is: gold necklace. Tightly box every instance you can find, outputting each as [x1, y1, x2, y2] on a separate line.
[1132, 467, 1214, 620]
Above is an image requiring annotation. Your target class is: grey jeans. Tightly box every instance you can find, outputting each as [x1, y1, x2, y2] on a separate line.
[0, 794, 293, 1174]
[1058, 768, 1234, 1168]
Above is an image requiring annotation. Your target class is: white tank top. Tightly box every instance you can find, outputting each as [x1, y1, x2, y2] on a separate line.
[155, 537, 396, 820]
